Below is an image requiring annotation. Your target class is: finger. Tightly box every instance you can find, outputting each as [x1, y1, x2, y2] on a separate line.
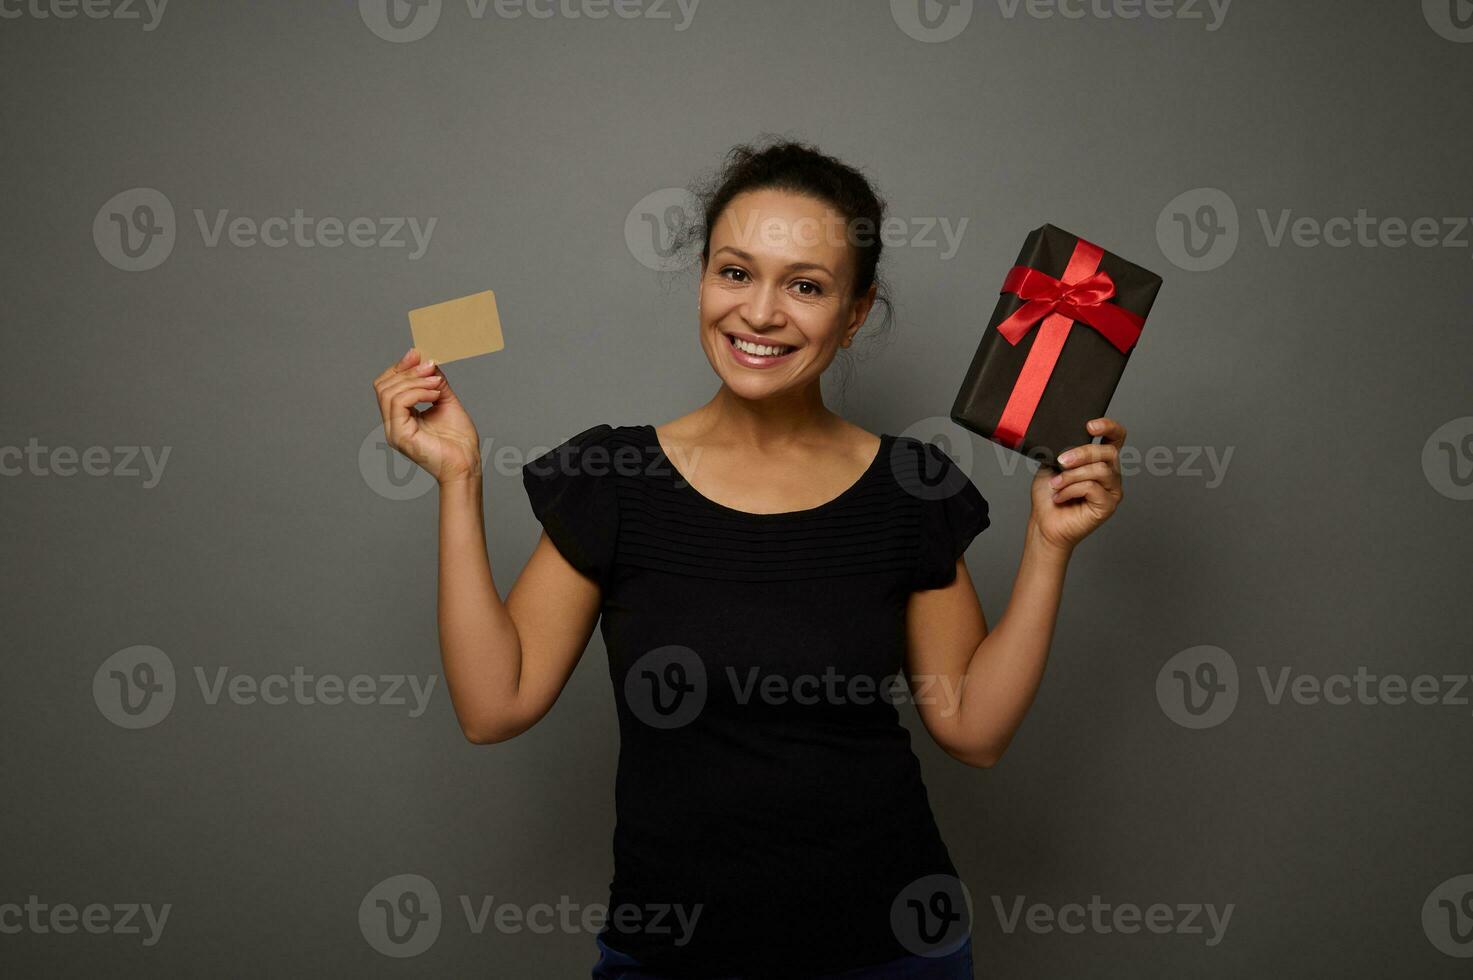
[393, 355, 441, 388]
[389, 385, 445, 417]
[380, 374, 444, 424]
[383, 374, 445, 409]
[380, 370, 444, 403]
[424, 363, 465, 404]
[1050, 460, 1115, 492]
[1086, 417, 1126, 447]
[1052, 478, 1109, 506]
[374, 347, 422, 387]
[1058, 442, 1119, 469]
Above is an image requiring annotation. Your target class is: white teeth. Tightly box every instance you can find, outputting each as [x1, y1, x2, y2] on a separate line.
[731, 336, 791, 357]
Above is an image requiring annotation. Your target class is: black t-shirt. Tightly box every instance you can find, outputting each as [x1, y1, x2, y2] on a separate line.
[522, 423, 990, 978]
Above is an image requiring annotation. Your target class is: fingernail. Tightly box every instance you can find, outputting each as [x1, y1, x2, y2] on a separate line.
[1058, 451, 1075, 466]
[1049, 474, 1062, 487]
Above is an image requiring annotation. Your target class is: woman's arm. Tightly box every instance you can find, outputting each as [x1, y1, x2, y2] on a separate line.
[374, 347, 601, 744]
[903, 417, 1127, 767]
[437, 476, 602, 744]
[904, 526, 1071, 768]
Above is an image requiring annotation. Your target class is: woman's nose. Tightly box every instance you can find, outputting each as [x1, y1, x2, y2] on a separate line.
[740, 283, 785, 328]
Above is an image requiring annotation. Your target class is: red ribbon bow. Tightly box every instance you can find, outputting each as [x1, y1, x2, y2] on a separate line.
[991, 238, 1144, 449]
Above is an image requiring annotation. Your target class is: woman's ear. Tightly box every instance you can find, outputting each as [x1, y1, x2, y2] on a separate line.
[847, 282, 879, 337]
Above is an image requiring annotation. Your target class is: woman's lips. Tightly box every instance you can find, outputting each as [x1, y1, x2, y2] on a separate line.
[723, 332, 798, 369]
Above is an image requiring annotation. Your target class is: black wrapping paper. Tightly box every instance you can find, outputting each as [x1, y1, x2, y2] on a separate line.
[950, 223, 1163, 469]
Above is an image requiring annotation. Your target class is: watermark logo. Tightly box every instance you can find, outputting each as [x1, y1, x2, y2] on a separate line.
[891, 874, 973, 957]
[622, 645, 965, 728]
[193, 667, 436, 716]
[93, 645, 176, 730]
[714, 206, 969, 262]
[994, 0, 1230, 30]
[894, 0, 1231, 39]
[93, 647, 437, 728]
[1156, 187, 1238, 272]
[360, 426, 440, 500]
[1422, 417, 1473, 501]
[1, 439, 172, 487]
[1159, 188, 1473, 271]
[991, 894, 1233, 946]
[360, 0, 443, 42]
[360, 874, 442, 958]
[1159, 647, 1473, 728]
[983, 438, 1235, 488]
[628, 191, 969, 271]
[1257, 666, 1473, 712]
[890, 0, 974, 43]
[1423, 873, 1473, 957]
[94, 188, 175, 272]
[892, 419, 977, 502]
[358, 874, 702, 953]
[1424, 0, 1473, 42]
[625, 187, 702, 272]
[360, 427, 681, 500]
[0, 0, 169, 30]
[94, 189, 437, 270]
[0, 897, 172, 946]
[361, 0, 699, 42]
[1156, 645, 1238, 729]
[624, 645, 707, 729]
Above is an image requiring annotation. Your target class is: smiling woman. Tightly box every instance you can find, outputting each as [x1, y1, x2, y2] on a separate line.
[371, 137, 1128, 979]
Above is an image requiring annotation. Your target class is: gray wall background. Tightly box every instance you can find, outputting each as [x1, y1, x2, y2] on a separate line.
[3, 0, 1471, 975]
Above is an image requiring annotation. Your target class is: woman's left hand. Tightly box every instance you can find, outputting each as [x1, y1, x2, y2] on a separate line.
[1027, 417, 1126, 553]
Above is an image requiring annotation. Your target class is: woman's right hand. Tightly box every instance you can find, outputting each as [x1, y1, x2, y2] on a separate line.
[373, 348, 482, 485]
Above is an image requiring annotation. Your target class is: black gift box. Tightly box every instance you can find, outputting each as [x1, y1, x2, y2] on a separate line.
[950, 223, 1163, 470]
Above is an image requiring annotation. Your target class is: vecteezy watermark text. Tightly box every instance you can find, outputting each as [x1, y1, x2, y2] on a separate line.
[622, 186, 969, 272]
[991, 894, 1234, 946]
[623, 646, 968, 730]
[94, 188, 437, 271]
[986, 439, 1234, 488]
[0, 897, 171, 946]
[1157, 188, 1473, 271]
[358, 0, 700, 43]
[0, 0, 168, 30]
[891, 0, 1231, 43]
[1, 439, 170, 487]
[92, 646, 438, 729]
[358, 874, 703, 958]
[1157, 646, 1473, 729]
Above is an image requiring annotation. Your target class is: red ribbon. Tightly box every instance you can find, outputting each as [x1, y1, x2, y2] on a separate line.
[992, 238, 1145, 449]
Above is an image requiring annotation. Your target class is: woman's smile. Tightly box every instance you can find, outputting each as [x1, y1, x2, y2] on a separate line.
[721, 330, 800, 368]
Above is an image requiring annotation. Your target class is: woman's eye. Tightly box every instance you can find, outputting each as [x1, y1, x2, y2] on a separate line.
[720, 267, 748, 282]
[793, 280, 822, 296]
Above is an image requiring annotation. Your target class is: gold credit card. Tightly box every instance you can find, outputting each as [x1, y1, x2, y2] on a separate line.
[407, 289, 505, 364]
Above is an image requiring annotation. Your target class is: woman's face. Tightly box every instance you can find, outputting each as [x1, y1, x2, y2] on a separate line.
[697, 188, 876, 399]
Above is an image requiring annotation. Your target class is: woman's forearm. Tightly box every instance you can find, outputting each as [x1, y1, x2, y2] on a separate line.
[954, 520, 1074, 762]
[436, 475, 524, 739]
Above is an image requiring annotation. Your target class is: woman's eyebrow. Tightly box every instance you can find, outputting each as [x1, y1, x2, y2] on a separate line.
[712, 246, 834, 277]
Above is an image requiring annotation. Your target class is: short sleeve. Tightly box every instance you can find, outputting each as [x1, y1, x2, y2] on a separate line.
[907, 440, 991, 591]
[522, 423, 620, 588]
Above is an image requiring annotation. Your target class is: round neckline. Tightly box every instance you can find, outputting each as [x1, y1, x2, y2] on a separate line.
[641, 424, 892, 520]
